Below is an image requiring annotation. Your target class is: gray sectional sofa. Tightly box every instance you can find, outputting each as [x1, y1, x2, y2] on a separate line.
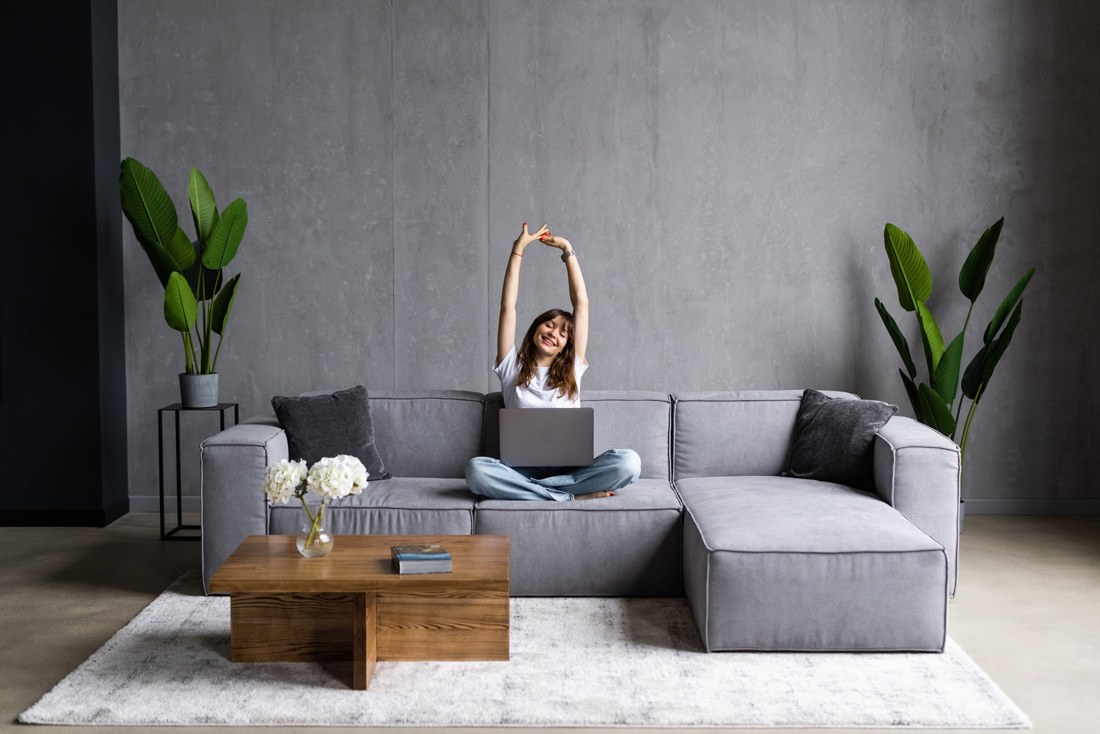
[200, 389, 960, 652]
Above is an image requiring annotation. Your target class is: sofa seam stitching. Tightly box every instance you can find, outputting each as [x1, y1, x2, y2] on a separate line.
[703, 516, 712, 651]
[667, 396, 674, 483]
[703, 548, 946, 556]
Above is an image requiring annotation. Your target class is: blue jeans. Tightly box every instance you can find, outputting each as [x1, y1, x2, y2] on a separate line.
[465, 449, 642, 501]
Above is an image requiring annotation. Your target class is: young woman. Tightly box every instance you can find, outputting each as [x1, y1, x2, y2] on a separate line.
[465, 223, 641, 501]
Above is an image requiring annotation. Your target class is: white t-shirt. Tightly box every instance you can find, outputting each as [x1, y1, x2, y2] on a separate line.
[493, 345, 588, 409]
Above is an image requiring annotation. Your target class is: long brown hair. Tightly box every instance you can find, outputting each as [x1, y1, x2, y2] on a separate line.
[516, 308, 579, 402]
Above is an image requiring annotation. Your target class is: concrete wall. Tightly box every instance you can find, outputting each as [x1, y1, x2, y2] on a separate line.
[118, 0, 1100, 511]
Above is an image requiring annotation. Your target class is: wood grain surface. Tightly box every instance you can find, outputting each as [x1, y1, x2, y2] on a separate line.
[229, 592, 353, 662]
[213, 535, 511, 688]
[353, 592, 377, 690]
[377, 591, 509, 661]
[209, 535, 509, 594]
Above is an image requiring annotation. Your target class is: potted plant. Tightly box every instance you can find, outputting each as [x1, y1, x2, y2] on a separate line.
[119, 157, 246, 407]
[875, 217, 1035, 529]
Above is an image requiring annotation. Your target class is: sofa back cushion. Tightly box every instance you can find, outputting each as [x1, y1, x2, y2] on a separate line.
[672, 391, 857, 479]
[484, 390, 672, 480]
[302, 389, 485, 478]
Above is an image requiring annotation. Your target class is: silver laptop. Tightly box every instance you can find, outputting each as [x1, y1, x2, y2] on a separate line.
[499, 408, 594, 467]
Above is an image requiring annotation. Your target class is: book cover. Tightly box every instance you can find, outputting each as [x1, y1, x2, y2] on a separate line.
[391, 544, 452, 574]
[391, 544, 451, 561]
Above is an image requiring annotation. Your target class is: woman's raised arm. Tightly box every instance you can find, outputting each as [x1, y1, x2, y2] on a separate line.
[541, 235, 589, 365]
[497, 223, 548, 368]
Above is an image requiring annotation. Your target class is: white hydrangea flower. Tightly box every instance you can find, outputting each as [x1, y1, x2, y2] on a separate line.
[262, 459, 307, 504]
[307, 455, 369, 502]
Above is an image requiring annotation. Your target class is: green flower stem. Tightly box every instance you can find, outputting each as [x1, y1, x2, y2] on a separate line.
[192, 323, 205, 363]
[200, 264, 208, 373]
[181, 332, 193, 373]
[951, 302, 976, 431]
[183, 331, 198, 373]
[959, 382, 985, 474]
[212, 333, 225, 374]
[205, 269, 222, 374]
[194, 274, 207, 374]
[297, 494, 325, 550]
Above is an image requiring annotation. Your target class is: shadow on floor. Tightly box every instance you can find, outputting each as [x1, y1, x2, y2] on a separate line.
[44, 525, 201, 596]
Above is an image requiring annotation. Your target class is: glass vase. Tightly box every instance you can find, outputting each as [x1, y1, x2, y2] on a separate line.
[296, 500, 334, 558]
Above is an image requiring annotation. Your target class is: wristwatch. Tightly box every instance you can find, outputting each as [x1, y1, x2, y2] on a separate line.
[561, 249, 577, 263]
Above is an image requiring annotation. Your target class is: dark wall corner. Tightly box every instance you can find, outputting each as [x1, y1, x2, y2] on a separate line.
[91, 0, 128, 513]
[0, 1, 128, 522]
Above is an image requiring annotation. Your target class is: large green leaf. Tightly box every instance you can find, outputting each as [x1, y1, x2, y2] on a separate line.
[916, 301, 945, 376]
[875, 298, 917, 378]
[188, 167, 219, 246]
[958, 217, 1003, 302]
[211, 274, 240, 335]
[900, 369, 923, 423]
[980, 302, 1024, 398]
[884, 223, 932, 312]
[119, 158, 182, 286]
[202, 198, 248, 270]
[918, 382, 958, 438]
[167, 226, 196, 270]
[119, 157, 178, 250]
[183, 259, 223, 301]
[163, 272, 197, 332]
[932, 329, 965, 404]
[138, 236, 182, 288]
[984, 268, 1035, 345]
[961, 342, 990, 400]
[963, 300, 1024, 401]
[174, 238, 222, 300]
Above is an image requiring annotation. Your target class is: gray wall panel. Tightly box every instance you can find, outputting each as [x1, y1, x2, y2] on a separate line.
[394, 0, 489, 390]
[490, 0, 727, 391]
[119, 0, 394, 502]
[119, 0, 1099, 505]
[260, 0, 395, 397]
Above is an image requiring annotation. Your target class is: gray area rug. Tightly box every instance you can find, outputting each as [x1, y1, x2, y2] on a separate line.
[21, 572, 1029, 728]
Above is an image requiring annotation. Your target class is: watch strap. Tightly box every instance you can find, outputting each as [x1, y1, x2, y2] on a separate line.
[561, 249, 577, 263]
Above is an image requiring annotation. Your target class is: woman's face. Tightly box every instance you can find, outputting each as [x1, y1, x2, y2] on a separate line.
[533, 315, 570, 360]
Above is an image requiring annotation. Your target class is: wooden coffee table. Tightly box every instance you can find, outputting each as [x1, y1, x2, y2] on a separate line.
[208, 534, 509, 690]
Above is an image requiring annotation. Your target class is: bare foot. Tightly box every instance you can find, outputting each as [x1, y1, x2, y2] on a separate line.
[575, 491, 615, 500]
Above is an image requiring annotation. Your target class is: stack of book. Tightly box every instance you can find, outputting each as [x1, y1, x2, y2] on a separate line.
[391, 544, 453, 574]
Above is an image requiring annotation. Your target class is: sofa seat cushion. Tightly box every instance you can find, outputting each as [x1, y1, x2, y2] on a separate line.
[473, 479, 682, 596]
[269, 478, 476, 536]
[678, 476, 948, 652]
[677, 476, 942, 554]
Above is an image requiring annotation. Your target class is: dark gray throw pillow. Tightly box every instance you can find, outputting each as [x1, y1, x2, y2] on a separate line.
[783, 389, 898, 491]
[271, 385, 391, 480]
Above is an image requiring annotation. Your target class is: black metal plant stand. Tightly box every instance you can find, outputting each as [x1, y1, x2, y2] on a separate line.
[158, 402, 239, 540]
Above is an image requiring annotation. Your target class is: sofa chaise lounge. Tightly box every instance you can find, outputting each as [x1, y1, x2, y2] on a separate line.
[200, 389, 959, 652]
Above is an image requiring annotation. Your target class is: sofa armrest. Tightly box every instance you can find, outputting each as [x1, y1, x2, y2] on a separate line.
[873, 416, 961, 597]
[200, 415, 287, 594]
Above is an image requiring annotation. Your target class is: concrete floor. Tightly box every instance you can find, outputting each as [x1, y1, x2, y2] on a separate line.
[2, 514, 1098, 734]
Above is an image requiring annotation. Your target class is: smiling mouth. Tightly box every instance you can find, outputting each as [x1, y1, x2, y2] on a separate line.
[543, 337, 555, 347]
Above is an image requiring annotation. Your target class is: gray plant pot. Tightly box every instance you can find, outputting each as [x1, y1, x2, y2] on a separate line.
[179, 373, 219, 408]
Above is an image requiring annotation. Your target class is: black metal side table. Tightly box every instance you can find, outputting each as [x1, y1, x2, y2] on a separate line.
[158, 402, 239, 540]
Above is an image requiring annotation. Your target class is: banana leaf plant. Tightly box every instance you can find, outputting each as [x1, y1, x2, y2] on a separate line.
[875, 218, 1034, 471]
[119, 157, 245, 374]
